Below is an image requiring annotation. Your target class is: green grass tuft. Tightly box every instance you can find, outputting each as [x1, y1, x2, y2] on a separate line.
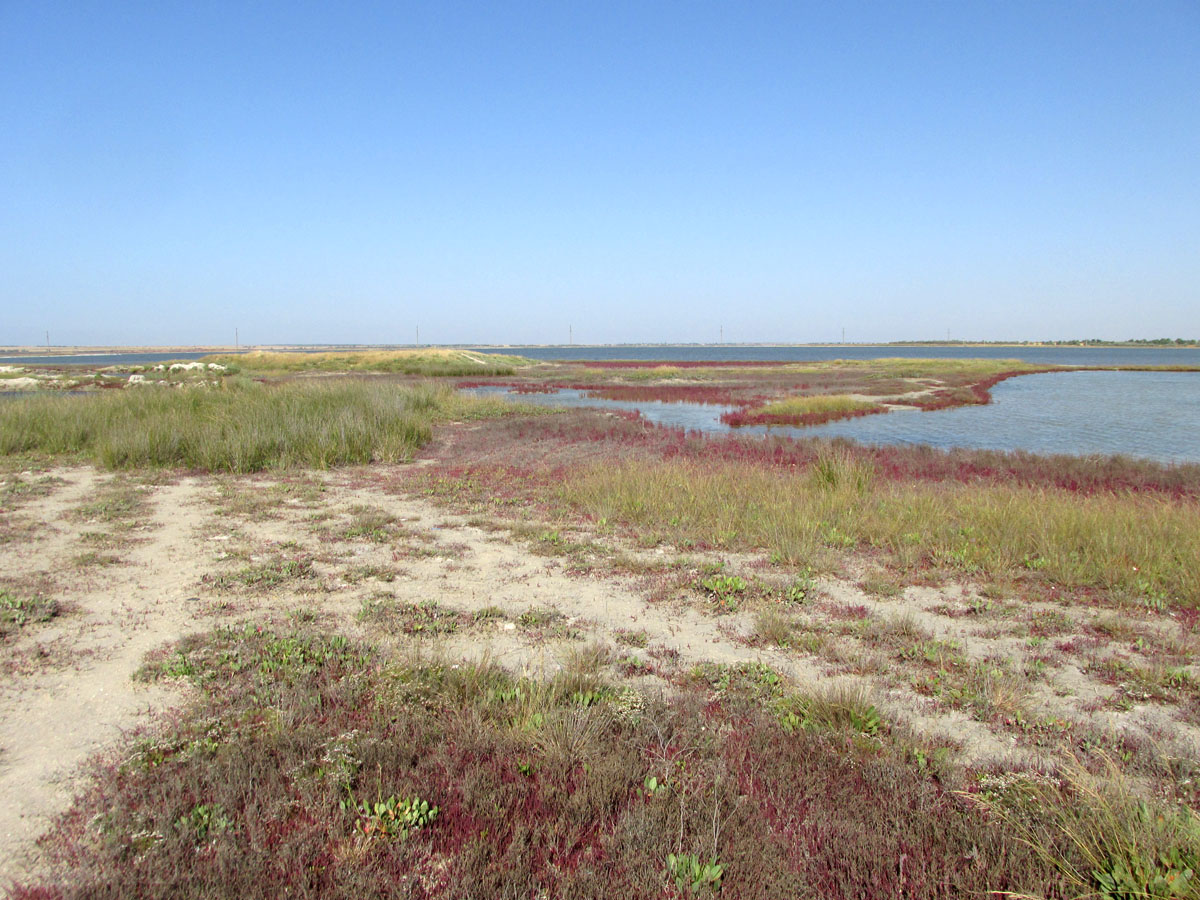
[754, 394, 883, 419]
[0, 588, 59, 634]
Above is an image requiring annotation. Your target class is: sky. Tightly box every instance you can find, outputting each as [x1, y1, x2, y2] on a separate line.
[2, 1, 1198, 347]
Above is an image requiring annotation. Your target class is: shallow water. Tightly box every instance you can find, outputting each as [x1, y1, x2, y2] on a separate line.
[486, 344, 1200, 368]
[795, 371, 1200, 463]
[473, 370, 1200, 464]
[0, 351, 214, 366]
[474, 387, 736, 432]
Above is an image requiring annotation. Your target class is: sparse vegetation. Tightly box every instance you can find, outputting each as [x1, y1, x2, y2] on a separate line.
[0, 588, 59, 635]
[358, 595, 467, 634]
[0, 474, 61, 510]
[752, 605, 799, 647]
[71, 479, 150, 523]
[208, 554, 316, 592]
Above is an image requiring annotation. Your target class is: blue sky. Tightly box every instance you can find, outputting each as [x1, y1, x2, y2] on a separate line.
[2, 1, 1197, 346]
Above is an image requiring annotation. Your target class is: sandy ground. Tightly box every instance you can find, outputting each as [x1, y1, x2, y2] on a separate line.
[1, 463, 1197, 882]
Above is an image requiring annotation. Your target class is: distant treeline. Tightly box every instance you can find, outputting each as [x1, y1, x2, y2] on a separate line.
[893, 338, 1198, 347]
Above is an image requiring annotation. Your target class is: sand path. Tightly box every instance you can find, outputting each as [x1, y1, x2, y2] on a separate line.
[0, 471, 214, 880]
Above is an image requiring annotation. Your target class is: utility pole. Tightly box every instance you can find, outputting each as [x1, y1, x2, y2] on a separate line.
[235, 328, 239, 350]
[842, 327, 845, 344]
[416, 325, 419, 346]
[720, 324, 723, 344]
[46, 330, 49, 347]
[568, 325, 572, 345]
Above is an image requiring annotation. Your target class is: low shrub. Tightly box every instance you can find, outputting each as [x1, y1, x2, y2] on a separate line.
[17, 625, 1115, 899]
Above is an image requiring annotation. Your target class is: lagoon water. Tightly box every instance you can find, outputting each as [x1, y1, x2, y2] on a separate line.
[475, 370, 1200, 464]
[0, 351, 214, 366]
[797, 371, 1200, 463]
[486, 344, 1200, 368]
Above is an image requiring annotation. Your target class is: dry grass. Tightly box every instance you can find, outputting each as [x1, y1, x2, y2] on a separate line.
[560, 453, 1200, 607]
[985, 753, 1200, 899]
[752, 605, 800, 647]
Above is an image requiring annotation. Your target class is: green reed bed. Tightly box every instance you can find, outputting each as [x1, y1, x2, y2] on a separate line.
[562, 453, 1200, 607]
[0, 380, 519, 473]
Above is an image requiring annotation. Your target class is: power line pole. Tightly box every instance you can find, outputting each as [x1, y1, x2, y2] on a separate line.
[569, 325, 572, 345]
[235, 328, 239, 350]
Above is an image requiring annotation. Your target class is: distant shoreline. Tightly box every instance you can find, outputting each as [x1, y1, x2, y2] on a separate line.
[2, 340, 1197, 357]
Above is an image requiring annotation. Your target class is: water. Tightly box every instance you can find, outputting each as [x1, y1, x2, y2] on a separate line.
[5, 344, 1200, 368]
[477, 344, 1200, 368]
[797, 371, 1200, 463]
[473, 386, 736, 433]
[472, 370, 1200, 464]
[0, 351, 215, 366]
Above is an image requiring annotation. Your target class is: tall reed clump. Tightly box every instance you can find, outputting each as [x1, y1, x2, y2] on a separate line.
[561, 452, 1200, 607]
[0, 380, 477, 472]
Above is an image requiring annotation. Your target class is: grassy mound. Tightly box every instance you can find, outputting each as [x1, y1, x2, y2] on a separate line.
[204, 349, 529, 377]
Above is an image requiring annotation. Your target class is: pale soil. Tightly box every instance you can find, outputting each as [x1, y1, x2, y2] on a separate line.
[1, 463, 1197, 881]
